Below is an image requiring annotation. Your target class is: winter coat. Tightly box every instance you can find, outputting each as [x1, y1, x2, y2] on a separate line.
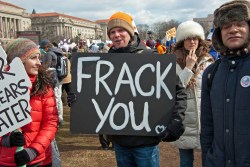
[172, 56, 212, 149]
[0, 75, 58, 166]
[109, 36, 187, 148]
[156, 43, 166, 54]
[201, 53, 250, 167]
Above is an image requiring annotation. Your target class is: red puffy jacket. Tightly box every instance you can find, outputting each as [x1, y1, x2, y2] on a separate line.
[0, 76, 58, 166]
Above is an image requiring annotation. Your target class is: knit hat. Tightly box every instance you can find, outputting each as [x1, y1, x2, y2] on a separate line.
[212, 0, 250, 53]
[176, 21, 205, 42]
[39, 39, 50, 49]
[107, 11, 134, 38]
[5, 38, 40, 64]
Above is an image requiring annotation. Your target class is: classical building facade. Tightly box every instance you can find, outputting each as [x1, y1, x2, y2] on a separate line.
[193, 14, 214, 38]
[96, 19, 109, 42]
[0, 1, 31, 45]
[31, 12, 104, 42]
[0, 0, 105, 45]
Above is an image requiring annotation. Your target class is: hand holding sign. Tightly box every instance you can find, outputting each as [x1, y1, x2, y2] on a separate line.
[0, 46, 32, 167]
[9, 130, 26, 147]
[0, 50, 32, 137]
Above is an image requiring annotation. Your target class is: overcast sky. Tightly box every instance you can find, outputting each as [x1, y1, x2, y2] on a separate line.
[5, 0, 229, 25]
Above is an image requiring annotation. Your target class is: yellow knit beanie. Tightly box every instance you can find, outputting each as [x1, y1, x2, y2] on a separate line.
[107, 11, 134, 38]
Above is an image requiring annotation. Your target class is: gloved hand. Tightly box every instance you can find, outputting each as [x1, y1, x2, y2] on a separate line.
[15, 149, 30, 166]
[161, 119, 184, 142]
[67, 92, 76, 107]
[15, 148, 37, 166]
[9, 131, 26, 147]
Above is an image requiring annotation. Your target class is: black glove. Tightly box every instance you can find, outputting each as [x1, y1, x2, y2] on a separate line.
[14, 149, 30, 166]
[161, 119, 184, 142]
[67, 92, 76, 107]
[9, 131, 26, 147]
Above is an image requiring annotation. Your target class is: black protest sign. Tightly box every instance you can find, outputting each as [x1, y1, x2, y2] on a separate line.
[0, 48, 32, 137]
[70, 53, 176, 136]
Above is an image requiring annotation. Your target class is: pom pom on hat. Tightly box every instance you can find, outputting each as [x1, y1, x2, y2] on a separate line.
[107, 11, 135, 38]
[176, 21, 205, 42]
[5, 38, 40, 64]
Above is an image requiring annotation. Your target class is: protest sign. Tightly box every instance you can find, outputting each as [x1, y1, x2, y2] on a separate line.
[166, 27, 176, 41]
[0, 46, 32, 137]
[70, 53, 176, 136]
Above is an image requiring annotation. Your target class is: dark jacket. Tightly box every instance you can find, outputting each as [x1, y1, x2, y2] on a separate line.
[109, 37, 187, 148]
[201, 53, 250, 167]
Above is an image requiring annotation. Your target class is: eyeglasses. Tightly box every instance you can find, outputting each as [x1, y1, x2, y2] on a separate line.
[185, 37, 199, 41]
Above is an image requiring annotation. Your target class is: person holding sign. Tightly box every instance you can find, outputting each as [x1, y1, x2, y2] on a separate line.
[106, 11, 187, 167]
[172, 21, 214, 167]
[201, 0, 250, 166]
[0, 38, 58, 167]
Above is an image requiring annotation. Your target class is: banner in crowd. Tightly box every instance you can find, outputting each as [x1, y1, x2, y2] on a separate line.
[70, 53, 176, 136]
[0, 46, 32, 137]
[166, 27, 176, 41]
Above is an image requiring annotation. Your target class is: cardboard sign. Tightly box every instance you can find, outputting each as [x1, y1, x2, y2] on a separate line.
[0, 46, 32, 137]
[70, 53, 176, 136]
[166, 27, 176, 41]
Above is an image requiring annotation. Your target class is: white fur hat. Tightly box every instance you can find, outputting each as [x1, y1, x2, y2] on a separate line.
[176, 20, 205, 42]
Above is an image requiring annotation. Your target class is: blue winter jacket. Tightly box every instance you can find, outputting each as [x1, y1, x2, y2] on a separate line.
[201, 54, 250, 167]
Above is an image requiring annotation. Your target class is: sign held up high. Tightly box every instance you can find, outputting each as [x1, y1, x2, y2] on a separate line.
[0, 46, 32, 137]
[70, 53, 176, 136]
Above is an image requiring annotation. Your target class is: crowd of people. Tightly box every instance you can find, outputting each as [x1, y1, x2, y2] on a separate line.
[0, 0, 249, 166]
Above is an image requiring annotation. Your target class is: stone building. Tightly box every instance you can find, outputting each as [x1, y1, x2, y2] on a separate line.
[0, 0, 105, 45]
[193, 14, 214, 38]
[31, 12, 104, 42]
[0, 0, 31, 45]
[96, 19, 109, 42]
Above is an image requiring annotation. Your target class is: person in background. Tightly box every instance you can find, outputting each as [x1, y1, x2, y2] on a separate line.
[40, 39, 64, 126]
[146, 31, 156, 49]
[155, 39, 167, 54]
[61, 51, 72, 107]
[206, 29, 220, 61]
[90, 43, 99, 53]
[0, 38, 58, 167]
[166, 36, 176, 53]
[77, 39, 89, 53]
[201, 1, 250, 166]
[39, 39, 62, 167]
[172, 20, 214, 167]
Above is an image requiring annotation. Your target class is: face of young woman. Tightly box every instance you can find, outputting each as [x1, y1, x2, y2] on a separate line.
[109, 27, 131, 49]
[23, 53, 41, 75]
[184, 37, 199, 51]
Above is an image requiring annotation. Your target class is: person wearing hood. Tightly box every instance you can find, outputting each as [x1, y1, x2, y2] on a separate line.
[106, 11, 187, 167]
[200, 0, 250, 166]
[172, 21, 214, 167]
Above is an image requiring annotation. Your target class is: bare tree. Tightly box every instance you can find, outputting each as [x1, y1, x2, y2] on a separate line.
[136, 24, 150, 41]
[151, 19, 180, 39]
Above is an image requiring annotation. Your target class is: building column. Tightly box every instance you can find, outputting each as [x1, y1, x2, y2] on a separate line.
[6, 17, 9, 38]
[0, 16, 3, 38]
[13, 19, 17, 37]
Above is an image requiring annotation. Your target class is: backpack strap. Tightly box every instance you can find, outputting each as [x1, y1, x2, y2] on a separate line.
[207, 59, 221, 91]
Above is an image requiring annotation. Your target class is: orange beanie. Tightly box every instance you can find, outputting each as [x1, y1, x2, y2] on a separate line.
[107, 11, 134, 37]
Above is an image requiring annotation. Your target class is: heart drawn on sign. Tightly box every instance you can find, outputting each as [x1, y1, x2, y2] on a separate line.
[155, 125, 167, 134]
